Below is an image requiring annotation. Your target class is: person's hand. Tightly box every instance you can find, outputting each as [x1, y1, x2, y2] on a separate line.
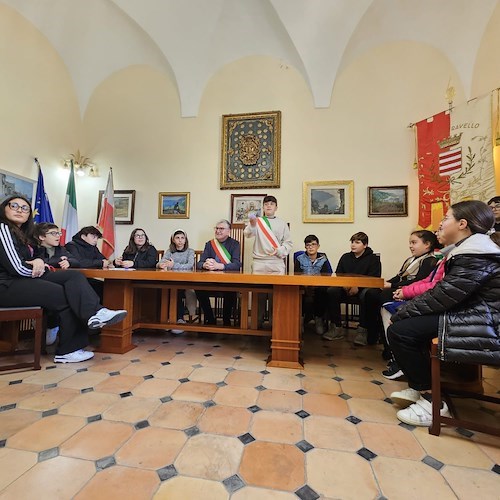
[27, 258, 45, 278]
[103, 259, 114, 269]
[121, 260, 134, 268]
[383, 281, 392, 289]
[59, 256, 70, 269]
[203, 258, 217, 270]
[266, 248, 278, 257]
[165, 258, 175, 270]
[347, 286, 359, 296]
[393, 289, 404, 300]
[158, 261, 168, 270]
[248, 214, 257, 227]
[115, 256, 123, 266]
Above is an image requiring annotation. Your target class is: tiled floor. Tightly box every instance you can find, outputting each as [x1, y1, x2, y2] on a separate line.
[1, 327, 499, 499]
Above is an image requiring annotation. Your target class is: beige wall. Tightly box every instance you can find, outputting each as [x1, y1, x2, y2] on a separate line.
[1, 4, 499, 276]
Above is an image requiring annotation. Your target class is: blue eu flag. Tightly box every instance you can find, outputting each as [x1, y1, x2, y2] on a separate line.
[33, 159, 54, 223]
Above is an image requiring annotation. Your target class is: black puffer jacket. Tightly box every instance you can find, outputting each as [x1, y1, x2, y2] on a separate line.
[391, 234, 500, 365]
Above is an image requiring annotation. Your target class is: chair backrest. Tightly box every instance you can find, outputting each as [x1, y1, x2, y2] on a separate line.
[156, 249, 164, 261]
[230, 223, 245, 270]
[292, 250, 333, 274]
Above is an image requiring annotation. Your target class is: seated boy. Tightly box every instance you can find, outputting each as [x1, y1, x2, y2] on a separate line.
[65, 226, 113, 269]
[294, 234, 332, 334]
[34, 223, 80, 269]
[324, 231, 381, 344]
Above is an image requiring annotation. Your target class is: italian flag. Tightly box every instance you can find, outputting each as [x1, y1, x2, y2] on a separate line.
[97, 168, 116, 259]
[60, 162, 78, 245]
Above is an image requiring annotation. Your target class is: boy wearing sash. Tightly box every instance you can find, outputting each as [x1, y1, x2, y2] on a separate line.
[196, 219, 241, 325]
[244, 196, 293, 325]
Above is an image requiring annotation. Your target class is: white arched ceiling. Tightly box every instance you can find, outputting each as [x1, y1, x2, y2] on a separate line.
[3, 0, 498, 118]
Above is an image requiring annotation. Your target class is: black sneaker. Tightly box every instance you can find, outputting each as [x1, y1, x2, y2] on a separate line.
[382, 361, 404, 380]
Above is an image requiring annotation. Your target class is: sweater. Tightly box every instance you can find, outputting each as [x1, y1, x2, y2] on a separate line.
[244, 216, 292, 261]
[158, 248, 195, 270]
[335, 247, 381, 277]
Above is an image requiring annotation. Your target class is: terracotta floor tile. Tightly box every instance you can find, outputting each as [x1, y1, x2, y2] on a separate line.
[154, 476, 228, 500]
[74, 465, 159, 500]
[132, 378, 180, 398]
[307, 448, 379, 499]
[22, 367, 75, 385]
[233, 358, 267, 372]
[175, 433, 243, 480]
[231, 486, 296, 499]
[257, 389, 302, 413]
[149, 400, 204, 430]
[116, 426, 187, 469]
[0, 456, 95, 499]
[213, 385, 258, 407]
[347, 398, 399, 424]
[358, 421, 425, 460]
[300, 364, 336, 379]
[265, 367, 301, 376]
[0, 448, 38, 491]
[154, 363, 194, 380]
[304, 415, 362, 451]
[202, 356, 236, 369]
[102, 395, 160, 423]
[0, 408, 40, 439]
[373, 456, 457, 500]
[58, 391, 120, 417]
[413, 427, 494, 469]
[262, 373, 302, 392]
[442, 465, 500, 498]
[60, 420, 133, 460]
[198, 404, 252, 436]
[87, 358, 131, 373]
[473, 434, 500, 464]
[301, 376, 341, 395]
[8, 414, 86, 452]
[188, 366, 228, 383]
[17, 387, 79, 411]
[0, 383, 42, 406]
[119, 361, 161, 377]
[303, 393, 350, 418]
[93, 374, 143, 394]
[251, 410, 303, 444]
[339, 379, 385, 399]
[239, 441, 304, 491]
[225, 370, 263, 387]
[335, 366, 381, 381]
[139, 351, 177, 364]
[57, 370, 109, 390]
[171, 380, 217, 402]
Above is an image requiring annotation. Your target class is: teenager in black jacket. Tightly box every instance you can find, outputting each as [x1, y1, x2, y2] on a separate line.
[115, 228, 157, 269]
[388, 200, 500, 426]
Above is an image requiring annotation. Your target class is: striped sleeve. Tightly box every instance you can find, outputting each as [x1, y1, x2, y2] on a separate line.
[0, 223, 33, 277]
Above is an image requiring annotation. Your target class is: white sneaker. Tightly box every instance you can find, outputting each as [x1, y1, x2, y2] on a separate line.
[171, 319, 186, 335]
[322, 324, 344, 341]
[54, 349, 94, 363]
[397, 396, 450, 427]
[88, 308, 127, 330]
[46, 326, 59, 346]
[390, 387, 421, 408]
[314, 317, 325, 335]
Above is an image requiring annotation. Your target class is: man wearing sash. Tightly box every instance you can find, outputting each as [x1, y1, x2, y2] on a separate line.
[196, 219, 241, 325]
[244, 196, 293, 325]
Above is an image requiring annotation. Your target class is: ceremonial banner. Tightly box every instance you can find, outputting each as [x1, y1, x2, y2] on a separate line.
[33, 159, 54, 223]
[60, 162, 78, 245]
[97, 169, 116, 259]
[448, 95, 495, 202]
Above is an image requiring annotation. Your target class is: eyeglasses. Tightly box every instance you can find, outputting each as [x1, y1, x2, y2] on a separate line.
[490, 203, 500, 210]
[46, 231, 62, 237]
[134, 233, 146, 238]
[8, 202, 30, 213]
[305, 242, 318, 247]
[214, 227, 229, 231]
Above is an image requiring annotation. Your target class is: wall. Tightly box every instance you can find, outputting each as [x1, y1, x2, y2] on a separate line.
[1, 3, 499, 277]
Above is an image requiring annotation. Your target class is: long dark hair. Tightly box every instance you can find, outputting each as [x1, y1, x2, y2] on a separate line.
[451, 200, 495, 234]
[123, 228, 151, 254]
[0, 195, 36, 245]
[169, 230, 189, 253]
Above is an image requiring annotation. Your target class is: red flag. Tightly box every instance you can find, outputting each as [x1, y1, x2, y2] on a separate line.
[97, 169, 115, 259]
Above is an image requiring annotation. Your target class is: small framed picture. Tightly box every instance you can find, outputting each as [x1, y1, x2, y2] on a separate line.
[97, 190, 135, 225]
[303, 180, 354, 223]
[0, 169, 36, 203]
[230, 193, 267, 224]
[368, 186, 408, 217]
[158, 192, 190, 219]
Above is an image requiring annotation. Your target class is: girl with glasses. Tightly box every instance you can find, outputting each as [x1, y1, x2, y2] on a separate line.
[34, 223, 80, 270]
[115, 228, 157, 269]
[0, 195, 127, 363]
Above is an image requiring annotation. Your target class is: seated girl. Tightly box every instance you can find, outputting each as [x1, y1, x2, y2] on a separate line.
[157, 229, 196, 334]
[115, 228, 157, 269]
[0, 196, 127, 363]
[388, 200, 500, 427]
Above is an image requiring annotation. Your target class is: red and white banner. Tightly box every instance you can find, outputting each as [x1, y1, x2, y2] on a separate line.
[97, 169, 116, 259]
[439, 147, 462, 177]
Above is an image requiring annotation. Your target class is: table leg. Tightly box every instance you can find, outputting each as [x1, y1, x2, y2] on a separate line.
[267, 285, 303, 369]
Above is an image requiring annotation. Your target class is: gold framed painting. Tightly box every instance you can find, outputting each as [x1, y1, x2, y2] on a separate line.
[220, 110, 281, 190]
[158, 192, 190, 219]
[303, 181, 354, 223]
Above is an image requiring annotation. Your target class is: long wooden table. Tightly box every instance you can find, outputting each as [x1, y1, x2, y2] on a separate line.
[81, 269, 383, 369]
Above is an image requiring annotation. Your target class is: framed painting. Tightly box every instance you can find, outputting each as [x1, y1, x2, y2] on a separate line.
[0, 169, 36, 203]
[303, 180, 354, 223]
[220, 110, 281, 190]
[230, 193, 267, 224]
[368, 186, 408, 217]
[158, 192, 190, 219]
[97, 190, 135, 225]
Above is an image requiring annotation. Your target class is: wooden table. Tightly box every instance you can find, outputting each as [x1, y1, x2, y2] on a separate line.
[81, 269, 383, 369]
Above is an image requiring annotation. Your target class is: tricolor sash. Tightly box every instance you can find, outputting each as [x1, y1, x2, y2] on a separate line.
[256, 216, 279, 251]
[210, 239, 232, 264]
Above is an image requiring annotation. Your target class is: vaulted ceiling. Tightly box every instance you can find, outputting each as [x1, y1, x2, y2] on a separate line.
[4, 0, 499, 117]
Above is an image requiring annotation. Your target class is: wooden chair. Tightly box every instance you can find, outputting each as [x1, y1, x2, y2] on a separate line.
[0, 307, 43, 372]
[429, 338, 500, 437]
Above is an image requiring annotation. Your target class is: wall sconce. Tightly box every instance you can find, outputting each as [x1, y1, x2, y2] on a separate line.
[63, 150, 98, 177]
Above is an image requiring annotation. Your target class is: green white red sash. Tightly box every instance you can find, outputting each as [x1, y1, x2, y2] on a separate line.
[210, 239, 232, 264]
[256, 216, 279, 251]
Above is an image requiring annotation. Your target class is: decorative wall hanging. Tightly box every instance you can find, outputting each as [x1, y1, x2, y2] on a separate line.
[230, 193, 267, 224]
[303, 181, 354, 223]
[0, 169, 36, 203]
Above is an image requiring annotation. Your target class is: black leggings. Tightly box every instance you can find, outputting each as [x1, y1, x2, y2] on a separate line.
[0, 270, 101, 355]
